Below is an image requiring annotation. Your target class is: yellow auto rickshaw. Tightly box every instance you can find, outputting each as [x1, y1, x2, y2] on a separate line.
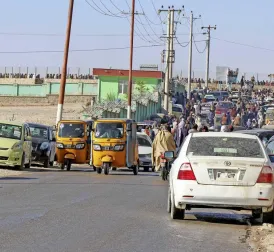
[55, 120, 93, 171]
[91, 118, 139, 175]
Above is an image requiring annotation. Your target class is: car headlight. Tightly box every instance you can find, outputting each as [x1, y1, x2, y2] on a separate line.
[40, 142, 49, 150]
[114, 145, 124, 151]
[93, 144, 101, 151]
[12, 142, 22, 150]
[56, 143, 64, 149]
[76, 143, 85, 149]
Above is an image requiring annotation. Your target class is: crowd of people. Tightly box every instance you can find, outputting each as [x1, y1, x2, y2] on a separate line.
[0, 72, 97, 80]
[141, 84, 274, 174]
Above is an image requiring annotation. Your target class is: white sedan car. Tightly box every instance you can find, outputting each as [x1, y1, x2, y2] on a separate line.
[137, 133, 153, 172]
[168, 132, 274, 223]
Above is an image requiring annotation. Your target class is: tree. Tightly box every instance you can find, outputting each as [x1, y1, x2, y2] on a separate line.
[135, 80, 149, 95]
[105, 92, 117, 101]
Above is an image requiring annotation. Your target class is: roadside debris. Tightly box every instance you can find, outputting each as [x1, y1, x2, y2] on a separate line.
[248, 223, 274, 252]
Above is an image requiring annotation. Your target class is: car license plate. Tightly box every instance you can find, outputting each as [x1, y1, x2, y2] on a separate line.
[217, 172, 236, 179]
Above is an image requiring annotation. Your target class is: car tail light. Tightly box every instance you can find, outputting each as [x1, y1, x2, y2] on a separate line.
[177, 163, 196, 180]
[257, 166, 273, 183]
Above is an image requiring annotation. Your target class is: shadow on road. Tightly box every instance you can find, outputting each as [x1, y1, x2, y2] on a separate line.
[0, 177, 38, 180]
[187, 211, 251, 225]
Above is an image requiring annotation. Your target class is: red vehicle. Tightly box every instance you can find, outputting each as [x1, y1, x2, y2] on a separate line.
[215, 101, 234, 116]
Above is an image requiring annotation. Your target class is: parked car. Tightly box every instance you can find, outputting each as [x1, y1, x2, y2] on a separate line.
[0, 121, 32, 170]
[204, 94, 216, 103]
[172, 104, 184, 118]
[28, 123, 56, 167]
[168, 132, 274, 223]
[235, 129, 274, 145]
[137, 132, 153, 172]
[215, 101, 234, 117]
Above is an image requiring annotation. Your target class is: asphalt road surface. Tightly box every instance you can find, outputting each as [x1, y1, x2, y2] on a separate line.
[0, 166, 251, 252]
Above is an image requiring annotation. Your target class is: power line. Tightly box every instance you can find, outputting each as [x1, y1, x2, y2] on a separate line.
[0, 31, 197, 37]
[136, 0, 163, 43]
[211, 37, 274, 52]
[0, 40, 196, 54]
[84, 0, 125, 18]
[99, 0, 126, 18]
[193, 38, 207, 53]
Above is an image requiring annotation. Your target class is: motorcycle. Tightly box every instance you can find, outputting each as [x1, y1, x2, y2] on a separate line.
[160, 152, 174, 181]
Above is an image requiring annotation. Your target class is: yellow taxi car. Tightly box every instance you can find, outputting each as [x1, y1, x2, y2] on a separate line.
[0, 121, 32, 170]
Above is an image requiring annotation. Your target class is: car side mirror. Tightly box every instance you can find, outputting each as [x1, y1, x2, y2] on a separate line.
[164, 151, 174, 159]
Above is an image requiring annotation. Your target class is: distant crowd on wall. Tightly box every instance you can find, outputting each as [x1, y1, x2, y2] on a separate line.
[181, 77, 270, 86]
[45, 73, 97, 80]
[0, 73, 98, 80]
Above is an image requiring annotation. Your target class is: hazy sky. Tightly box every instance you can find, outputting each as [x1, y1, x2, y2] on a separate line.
[0, 0, 273, 79]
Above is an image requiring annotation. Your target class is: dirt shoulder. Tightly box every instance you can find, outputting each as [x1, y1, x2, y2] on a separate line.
[248, 224, 274, 252]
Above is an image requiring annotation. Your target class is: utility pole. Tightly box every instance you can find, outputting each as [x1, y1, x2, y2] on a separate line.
[56, 0, 74, 125]
[202, 25, 216, 89]
[127, 0, 136, 119]
[159, 6, 183, 112]
[168, 10, 174, 82]
[123, 1, 144, 119]
[187, 12, 201, 99]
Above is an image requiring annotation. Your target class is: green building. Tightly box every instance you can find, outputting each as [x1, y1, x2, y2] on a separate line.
[93, 68, 164, 102]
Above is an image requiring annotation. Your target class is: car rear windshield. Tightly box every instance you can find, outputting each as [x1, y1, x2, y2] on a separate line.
[137, 135, 151, 147]
[217, 102, 232, 108]
[187, 137, 264, 158]
[172, 107, 182, 112]
[209, 92, 220, 97]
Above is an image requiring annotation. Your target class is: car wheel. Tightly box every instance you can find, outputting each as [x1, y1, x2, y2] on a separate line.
[167, 188, 171, 213]
[16, 153, 25, 170]
[263, 209, 274, 224]
[25, 156, 31, 169]
[44, 157, 50, 168]
[144, 167, 149, 172]
[171, 192, 185, 220]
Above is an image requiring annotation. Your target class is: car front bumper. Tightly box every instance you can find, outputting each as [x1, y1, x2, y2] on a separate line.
[173, 181, 274, 212]
[139, 158, 152, 167]
[0, 150, 23, 167]
[31, 150, 49, 162]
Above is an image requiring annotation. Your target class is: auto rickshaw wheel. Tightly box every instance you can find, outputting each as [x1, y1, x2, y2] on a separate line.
[93, 166, 96, 172]
[97, 167, 102, 174]
[133, 163, 139, 175]
[66, 160, 72, 171]
[103, 163, 110, 175]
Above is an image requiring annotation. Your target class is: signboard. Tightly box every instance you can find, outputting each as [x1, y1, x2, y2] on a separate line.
[227, 68, 239, 84]
[216, 66, 239, 83]
[140, 64, 158, 71]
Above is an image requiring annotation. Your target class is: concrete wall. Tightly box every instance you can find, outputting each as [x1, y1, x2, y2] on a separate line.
[0, 78, 97, 85]
[0, 95, 95, 106]
[99, 76, 160, 101]
[0, 82, 98, 97]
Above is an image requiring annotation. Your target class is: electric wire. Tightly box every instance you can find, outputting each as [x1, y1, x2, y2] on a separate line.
[193, 37, 207, 53]
[0, 40, 201, 54]
[85, 0, 125, 18]
[99, 0, 126, 18]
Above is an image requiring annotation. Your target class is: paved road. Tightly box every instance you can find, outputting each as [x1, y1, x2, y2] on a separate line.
[0, 167, 250, 252]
